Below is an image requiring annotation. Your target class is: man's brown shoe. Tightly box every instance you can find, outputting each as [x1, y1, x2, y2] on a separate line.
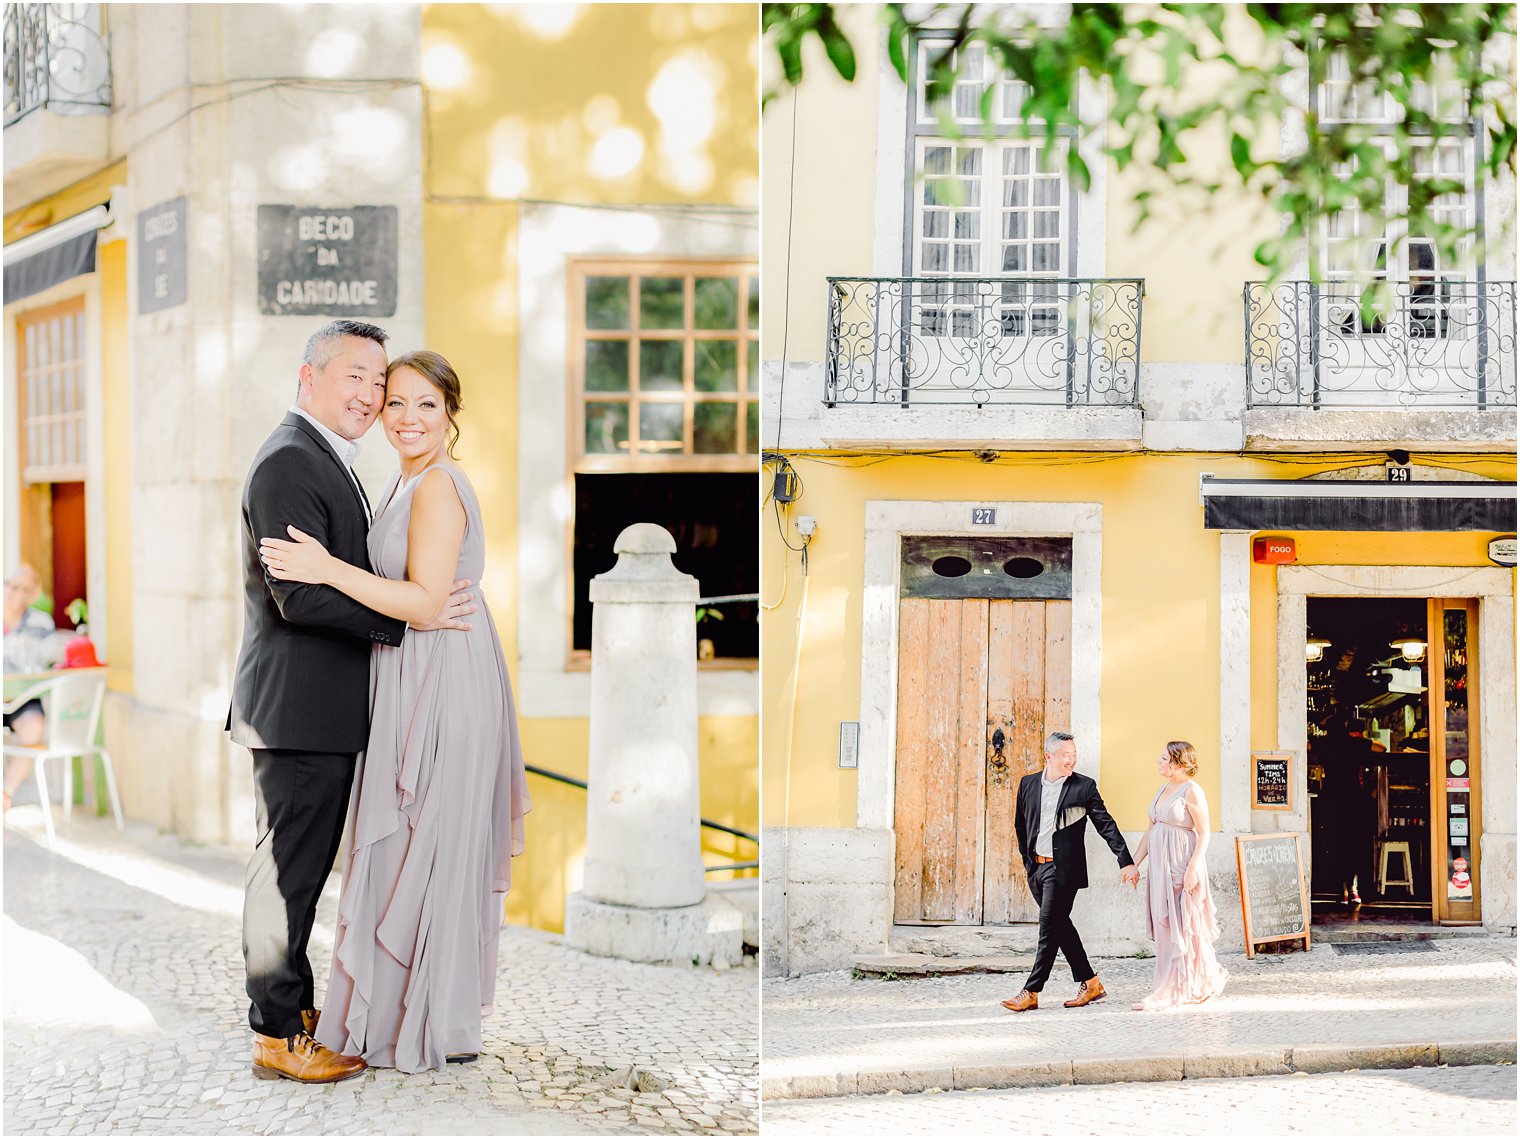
[301, 1008, 319, 1035]
[1000, 990, 1038, 1012]
[252, 1031, 365, 1083]
[1064, 978, 1106, 1007]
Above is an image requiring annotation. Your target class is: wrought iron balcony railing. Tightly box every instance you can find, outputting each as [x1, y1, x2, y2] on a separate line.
[1244, 280, 1517, 409]
[3, 3, 112, 127]
[825, 277, 1143, 407]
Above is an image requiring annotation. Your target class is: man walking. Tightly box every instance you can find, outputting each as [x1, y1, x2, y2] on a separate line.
[229, 320, 470, 1082]
[1001, 731, 1137, 1012]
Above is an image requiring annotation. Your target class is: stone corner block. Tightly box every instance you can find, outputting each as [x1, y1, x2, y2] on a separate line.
[1289, 1042, 1438, 1074]
[1182, 1050, 1292, 1080]
[1072, 1055, 1184, 1084]
[1437, 1039, 1517, 1067]
[953, 1061, 1073, 1090]
[855, 1067, 955, 1096]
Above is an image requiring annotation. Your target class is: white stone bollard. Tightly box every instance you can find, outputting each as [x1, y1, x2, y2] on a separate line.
[583, 522, 704, 908]
[565, 523, 747, 966]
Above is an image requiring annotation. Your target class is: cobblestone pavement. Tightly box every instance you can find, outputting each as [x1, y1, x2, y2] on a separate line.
[763, 1063, 1519, 1134]
[763, 936, 1516, 1090]
[2, 810, 757, 1135]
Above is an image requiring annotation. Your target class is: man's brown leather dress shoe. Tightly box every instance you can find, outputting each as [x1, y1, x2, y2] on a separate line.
[1064, 977, 1106, 1007]
[301, 1008, 319, 1035]
[1000, 989, 1038, 1012]
[252, 1031, 366, 1083]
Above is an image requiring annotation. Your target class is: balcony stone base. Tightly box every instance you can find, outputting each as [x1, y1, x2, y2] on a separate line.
[4, 108, 112, 207]
[817, 403, 1143, 451]
[1244, 408, 1517, 452]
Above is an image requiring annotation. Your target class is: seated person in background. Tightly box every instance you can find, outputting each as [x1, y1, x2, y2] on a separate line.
[3, 564, 56, 812]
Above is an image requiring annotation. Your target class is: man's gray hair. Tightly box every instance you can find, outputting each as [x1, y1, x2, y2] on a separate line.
[302, 320, 389, 371]
[1045, 730, 1074, 754]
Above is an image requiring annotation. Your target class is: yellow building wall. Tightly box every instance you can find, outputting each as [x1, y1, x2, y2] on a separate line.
[760, 2, 879, 362]
[2, 161, 126, 240]
[423, 5, 760, 933]
[422, 3, 759, 209]
[762, 452, 1516, 835]
[99, 239, 133, 693]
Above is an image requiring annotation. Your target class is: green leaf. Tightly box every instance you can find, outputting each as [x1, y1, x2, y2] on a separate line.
[817, 12, 857, 82]
[886, 13, 909, 80]
[1069, 150, 1092, 192]
[1230, 131, 1254, 177]
[777, 33, 803, 86]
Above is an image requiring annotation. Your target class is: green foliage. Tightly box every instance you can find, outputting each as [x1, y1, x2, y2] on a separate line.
[65, 598, 88, 627]
[763, 2, 1517, 283]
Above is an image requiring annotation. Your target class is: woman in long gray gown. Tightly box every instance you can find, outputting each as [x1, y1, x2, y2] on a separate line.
[1130, 740, 1228, 1011]
[260, 350, 530, 1072]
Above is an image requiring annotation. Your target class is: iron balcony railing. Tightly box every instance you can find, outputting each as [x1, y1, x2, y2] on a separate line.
[3, 3, 112, 126]
[1244, 280, 1518, 409]
[825, 276, 1143, 408]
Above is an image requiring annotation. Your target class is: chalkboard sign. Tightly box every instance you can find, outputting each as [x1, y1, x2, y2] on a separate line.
[1251, 751, 1293, 811]
[1235, 832, 1309, 958]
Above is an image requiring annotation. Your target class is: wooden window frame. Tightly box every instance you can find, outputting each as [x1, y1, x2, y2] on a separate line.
[569, 258, 759, 475]
[17, 296, 88, 485]
[565, 257, 759, 671]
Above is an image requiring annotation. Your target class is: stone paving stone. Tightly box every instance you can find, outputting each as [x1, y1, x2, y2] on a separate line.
[763, 932, 1516, 1093]
[2, 816, 757, 1135]
[762, 1064, 1519, 1135]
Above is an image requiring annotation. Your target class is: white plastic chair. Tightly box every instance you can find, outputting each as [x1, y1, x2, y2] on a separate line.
[2, 671, 123, 845]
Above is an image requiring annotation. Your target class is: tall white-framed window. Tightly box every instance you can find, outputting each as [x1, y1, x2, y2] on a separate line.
[903, 36, 1080, 399]
[1310, 47, 1496, 406]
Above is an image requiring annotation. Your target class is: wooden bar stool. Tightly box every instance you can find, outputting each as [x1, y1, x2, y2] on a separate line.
[1378, 840, 1414, 895]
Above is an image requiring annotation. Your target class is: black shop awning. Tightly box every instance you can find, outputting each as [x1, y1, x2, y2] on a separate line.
[1201, 476, 1518, 532]
[3, 207, 106, 304]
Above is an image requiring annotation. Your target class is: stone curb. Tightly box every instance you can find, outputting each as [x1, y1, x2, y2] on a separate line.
[760, 1039, 1516, 1102]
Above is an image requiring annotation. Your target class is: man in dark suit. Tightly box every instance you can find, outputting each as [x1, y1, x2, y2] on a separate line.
[1001, 731, 1137, 1012]
[229, 320, 471, 1082]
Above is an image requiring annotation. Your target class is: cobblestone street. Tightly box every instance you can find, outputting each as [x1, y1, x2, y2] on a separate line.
[763, 1064, 1518, 1134]
[2, 810, 758, 1135]
[762, 933, 1516, 1100]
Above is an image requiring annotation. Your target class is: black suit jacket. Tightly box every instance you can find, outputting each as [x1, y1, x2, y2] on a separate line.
[1014, 770, 1134, 891]
[228, 413, 405, 753]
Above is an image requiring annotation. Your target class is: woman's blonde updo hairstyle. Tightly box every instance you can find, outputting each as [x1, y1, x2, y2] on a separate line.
[387, 349, 463, 459]
[1164, 740, 1199, 778]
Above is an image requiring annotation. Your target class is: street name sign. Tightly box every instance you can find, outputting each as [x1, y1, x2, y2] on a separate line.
[257, 205, 398, 317]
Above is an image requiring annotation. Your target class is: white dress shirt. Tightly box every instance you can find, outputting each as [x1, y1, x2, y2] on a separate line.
[290, 405, 370, 522]
[1035, 772, 1069, 858]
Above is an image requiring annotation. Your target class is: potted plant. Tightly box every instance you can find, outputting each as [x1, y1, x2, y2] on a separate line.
[695, 606, 724, 661]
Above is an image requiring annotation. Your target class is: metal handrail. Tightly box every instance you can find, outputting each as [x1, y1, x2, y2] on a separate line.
[523, 764, 759, 845]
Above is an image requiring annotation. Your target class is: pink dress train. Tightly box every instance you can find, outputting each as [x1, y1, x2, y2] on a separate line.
[1138, 781, 1229, 1009]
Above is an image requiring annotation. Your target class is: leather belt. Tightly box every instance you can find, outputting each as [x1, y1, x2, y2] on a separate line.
[1034, 854, 1054, 864]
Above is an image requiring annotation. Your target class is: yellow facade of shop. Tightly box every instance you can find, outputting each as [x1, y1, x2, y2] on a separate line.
[423, 4, 760, 932]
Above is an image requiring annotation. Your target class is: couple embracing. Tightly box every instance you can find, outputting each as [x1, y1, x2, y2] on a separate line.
[228, 320, 531, 1081]
[1000, 732, 1229, 1015]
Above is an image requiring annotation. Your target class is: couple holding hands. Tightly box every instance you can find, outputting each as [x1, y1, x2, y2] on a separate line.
[1001, 733, 1230, 1014]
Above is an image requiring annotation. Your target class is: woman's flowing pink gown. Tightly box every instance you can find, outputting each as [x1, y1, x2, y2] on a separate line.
[1138, 781, 1229, 1009]
[315, 463, 530, 1072]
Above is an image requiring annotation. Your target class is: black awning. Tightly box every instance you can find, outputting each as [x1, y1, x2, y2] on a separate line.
[1201, 478, 1518, 532]
[3, 228, 98, 304]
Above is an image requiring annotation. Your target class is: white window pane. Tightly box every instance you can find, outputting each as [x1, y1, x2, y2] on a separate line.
[923, 245, 948, 273]
[924, 146, 951, 175]
[1004, 213, 1027, 240]
[959, 148, 982, 176]
[1004, 246, 1027, 272]
[1032, 243, 1060, 273]
[923, 212, 949, 239]
[1033, 212, 1059, 239]
[954, 212, 979, 239]
[1034, 179, 1060, 207]
[954, 244, 978, 273]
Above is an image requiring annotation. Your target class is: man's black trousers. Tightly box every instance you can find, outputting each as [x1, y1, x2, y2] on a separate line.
[242, 748, 355, 1037]
[1021, 860, 1095, 993]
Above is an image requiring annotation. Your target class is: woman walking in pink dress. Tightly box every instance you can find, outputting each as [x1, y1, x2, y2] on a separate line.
[1130, 740, 1229, 1011]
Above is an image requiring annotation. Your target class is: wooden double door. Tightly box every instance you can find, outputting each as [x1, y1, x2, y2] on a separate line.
[893, 596, 1072, 925]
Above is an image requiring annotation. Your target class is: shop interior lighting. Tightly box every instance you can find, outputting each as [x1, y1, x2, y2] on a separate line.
[1305, 634, 1332, 663]
[1389, 636, 1427, 663]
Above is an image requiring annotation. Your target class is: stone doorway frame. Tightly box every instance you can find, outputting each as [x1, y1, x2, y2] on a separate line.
[1273, 564, 1515, 925]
